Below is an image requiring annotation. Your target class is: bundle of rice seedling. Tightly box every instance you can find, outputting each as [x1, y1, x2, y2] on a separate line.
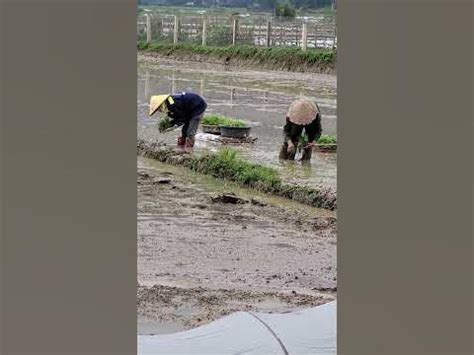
[158, 116, 175, 133]
[297, 133, 309, 153]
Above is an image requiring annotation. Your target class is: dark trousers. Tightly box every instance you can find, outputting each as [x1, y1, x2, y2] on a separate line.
[181, 112, 204, 139]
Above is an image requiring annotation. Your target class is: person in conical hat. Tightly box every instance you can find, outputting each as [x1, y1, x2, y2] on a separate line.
[149, 91, 207, 152]
[278, 98, 322, 161]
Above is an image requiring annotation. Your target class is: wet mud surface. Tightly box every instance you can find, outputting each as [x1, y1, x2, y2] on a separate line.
[137, 157, 337, 334]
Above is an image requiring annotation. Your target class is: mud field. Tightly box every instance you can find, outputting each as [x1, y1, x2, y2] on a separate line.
[137, 157, 337, 334]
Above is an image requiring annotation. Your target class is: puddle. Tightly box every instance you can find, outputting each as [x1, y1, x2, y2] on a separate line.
[137, 58, 337, 189]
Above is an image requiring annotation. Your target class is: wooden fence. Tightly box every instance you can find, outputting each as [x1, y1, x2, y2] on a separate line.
[137, 14, 336, 50]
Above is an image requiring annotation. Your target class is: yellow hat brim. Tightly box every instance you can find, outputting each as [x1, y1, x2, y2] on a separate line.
[149, 95, 171, 116]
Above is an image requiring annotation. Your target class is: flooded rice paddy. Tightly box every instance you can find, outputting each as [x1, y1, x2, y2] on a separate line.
[137, 57, 337, 189]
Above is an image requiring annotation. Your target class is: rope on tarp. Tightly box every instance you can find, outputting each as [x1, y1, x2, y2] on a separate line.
[246, 311, 289, 355]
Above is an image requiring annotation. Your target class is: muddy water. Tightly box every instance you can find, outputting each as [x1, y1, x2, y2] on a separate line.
[137, 56, 337, 189]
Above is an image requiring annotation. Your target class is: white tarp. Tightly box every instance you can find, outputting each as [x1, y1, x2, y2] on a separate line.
[138, 301, 336, 355]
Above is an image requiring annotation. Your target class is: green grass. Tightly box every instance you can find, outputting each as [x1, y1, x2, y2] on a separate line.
[137, 140, 337, 210]
[193, 148, 281, 189]
[137, 42, 336, 68]
[201, 114, 247, 127]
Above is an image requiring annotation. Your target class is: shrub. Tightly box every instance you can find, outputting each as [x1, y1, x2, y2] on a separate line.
[275, 0, 296, 18]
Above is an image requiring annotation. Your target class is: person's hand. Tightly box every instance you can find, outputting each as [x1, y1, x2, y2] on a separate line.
[287, 141, 296, 154]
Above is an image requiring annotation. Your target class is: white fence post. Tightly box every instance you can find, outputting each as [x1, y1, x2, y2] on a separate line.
[202, 16, 208, 46]
[144, 69, 150, 98]
[266, 20, 272, 47]
[232, 17, 238, 46]
[200, 78, 205, 96]
[173, 15, 179, 44]
[141, 14, 336, 49]
[146, 14, 152, 43]
[301, 22, 308, 51]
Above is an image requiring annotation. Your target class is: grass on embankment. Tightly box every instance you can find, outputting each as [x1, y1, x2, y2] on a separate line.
[137, 139, 337, 210]
[138, 42, 336, 73]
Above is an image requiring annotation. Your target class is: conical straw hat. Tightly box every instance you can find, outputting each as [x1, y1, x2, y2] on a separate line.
[287, 98, 319, 125]
[149, 95, 171, 116]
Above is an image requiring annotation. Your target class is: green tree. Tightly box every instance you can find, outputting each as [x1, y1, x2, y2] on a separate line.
[275, 0, 296, 18]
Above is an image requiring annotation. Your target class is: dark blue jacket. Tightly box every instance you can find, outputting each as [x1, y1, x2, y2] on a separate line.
[165, 92, 207, 126]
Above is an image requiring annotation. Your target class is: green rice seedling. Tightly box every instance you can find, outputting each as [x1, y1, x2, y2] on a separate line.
[317, 134, 337, 145]
[201, 115, 247, 127]
[158, 116, 175, 133]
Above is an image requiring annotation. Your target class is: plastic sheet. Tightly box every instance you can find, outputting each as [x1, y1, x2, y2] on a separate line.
[138, 301, 336, 355]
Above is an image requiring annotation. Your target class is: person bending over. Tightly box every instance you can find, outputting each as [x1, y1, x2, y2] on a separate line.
[278, 98, 322, 161]
[149, 92, 207, 152]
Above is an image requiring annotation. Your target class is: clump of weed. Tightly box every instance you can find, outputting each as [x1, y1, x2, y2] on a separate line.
[137, 41, 149, 50]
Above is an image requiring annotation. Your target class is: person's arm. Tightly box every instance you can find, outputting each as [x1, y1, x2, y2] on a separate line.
[283, 118, 298, 154]
[283, 117, 293, 143]
[164, 101, 178, 126]
[305, 113, 322, 146]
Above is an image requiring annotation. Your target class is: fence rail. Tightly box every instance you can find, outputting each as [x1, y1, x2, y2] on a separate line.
[137, 14, 336, 50]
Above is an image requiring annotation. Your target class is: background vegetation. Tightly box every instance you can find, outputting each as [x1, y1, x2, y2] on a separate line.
[138, 42, 336, 69]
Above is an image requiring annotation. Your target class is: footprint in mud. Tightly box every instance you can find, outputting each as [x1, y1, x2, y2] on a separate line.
[137, 171, 174, 185]
[231, 213, 256, 221]
[311, 217, 337, 230]
[267, 242, 297, 249]
[190, 203, 208, 210]
[138, 171, 152, 179]
[211, 193, 247, 204]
